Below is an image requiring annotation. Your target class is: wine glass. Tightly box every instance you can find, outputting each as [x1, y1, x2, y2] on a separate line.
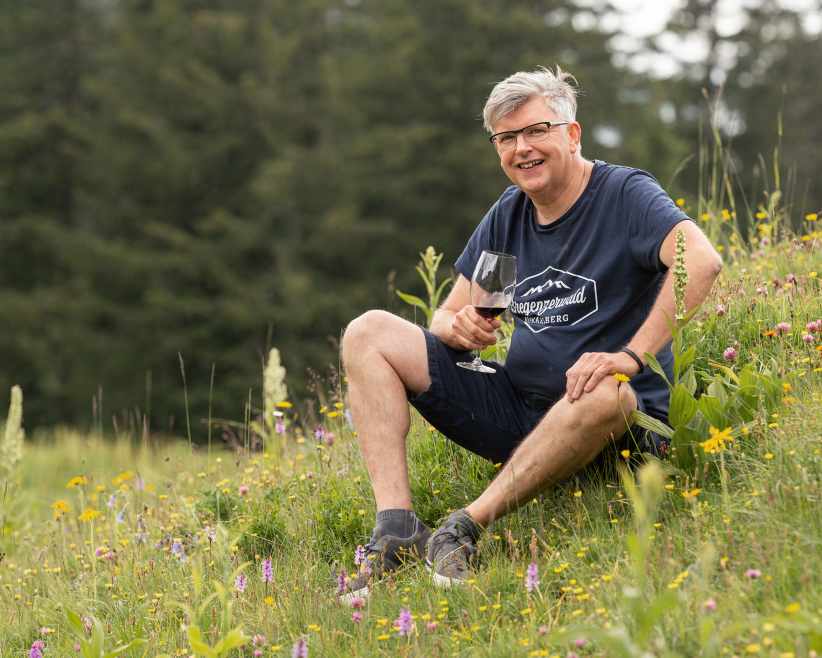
[456, 250, 517, 374]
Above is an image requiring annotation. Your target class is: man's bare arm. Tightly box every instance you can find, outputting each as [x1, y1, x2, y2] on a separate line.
[624, 220, 722, 359]
[565, 220, 722, 401]
[431, 274, 500, 351]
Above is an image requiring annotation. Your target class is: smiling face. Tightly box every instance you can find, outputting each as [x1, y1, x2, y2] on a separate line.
[492, 96, 582, 202]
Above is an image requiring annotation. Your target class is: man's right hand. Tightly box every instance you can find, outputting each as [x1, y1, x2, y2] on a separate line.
[448, 306, 501, 351]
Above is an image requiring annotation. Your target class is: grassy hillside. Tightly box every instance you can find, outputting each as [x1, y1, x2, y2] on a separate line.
[1, 229, 820, 657]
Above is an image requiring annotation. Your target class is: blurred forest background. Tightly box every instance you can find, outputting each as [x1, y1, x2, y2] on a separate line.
[1, 0, 820, 434]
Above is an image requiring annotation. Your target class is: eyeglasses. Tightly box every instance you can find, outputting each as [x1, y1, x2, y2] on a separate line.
[489, 121, 570, 152]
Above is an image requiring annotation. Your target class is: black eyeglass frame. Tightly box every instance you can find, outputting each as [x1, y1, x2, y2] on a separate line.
[489, 120, 570, 147]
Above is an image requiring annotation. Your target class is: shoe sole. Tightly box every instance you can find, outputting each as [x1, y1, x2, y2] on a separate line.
[425, 561, 464, 588]
[339, 584, 370, 606]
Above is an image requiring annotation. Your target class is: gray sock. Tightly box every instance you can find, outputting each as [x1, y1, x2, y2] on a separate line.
[375, 509, 418, 539]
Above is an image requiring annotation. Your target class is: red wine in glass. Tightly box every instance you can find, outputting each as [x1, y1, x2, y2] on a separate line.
[475, 306, 507, 320]
[457, 250, 517, 374]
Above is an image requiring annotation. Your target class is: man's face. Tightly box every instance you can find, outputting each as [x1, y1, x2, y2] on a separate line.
[491, 96, 580, 198]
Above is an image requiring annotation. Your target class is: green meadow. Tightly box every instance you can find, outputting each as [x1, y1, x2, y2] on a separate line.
[2, 216, 821, 657]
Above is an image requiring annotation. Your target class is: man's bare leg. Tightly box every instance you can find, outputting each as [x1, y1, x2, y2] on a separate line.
[465, 378, 637, 527]
[341, 310, 431, 512]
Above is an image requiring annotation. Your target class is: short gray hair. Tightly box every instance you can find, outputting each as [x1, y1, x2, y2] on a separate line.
[483, 66, 579, 133]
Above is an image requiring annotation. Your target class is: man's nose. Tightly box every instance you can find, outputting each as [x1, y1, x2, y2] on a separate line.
[514, 132, 532, 151]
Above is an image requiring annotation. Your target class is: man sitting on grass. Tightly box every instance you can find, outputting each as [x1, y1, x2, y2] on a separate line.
[340, 65, 722, 598]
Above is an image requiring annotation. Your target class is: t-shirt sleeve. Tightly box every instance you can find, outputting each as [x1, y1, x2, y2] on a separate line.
[622, 171, 689, 272]
[454, 202, 497, 280]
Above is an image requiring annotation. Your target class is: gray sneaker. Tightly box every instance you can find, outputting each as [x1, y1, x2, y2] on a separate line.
[426, 509, 483, 587]
[339, 518, 431, 604]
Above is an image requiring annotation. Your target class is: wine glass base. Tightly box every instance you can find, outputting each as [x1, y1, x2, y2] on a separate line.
[456, 360, 496, 374]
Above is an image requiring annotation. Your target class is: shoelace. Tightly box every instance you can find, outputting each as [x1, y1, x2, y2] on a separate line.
[431, 523, 477, 559]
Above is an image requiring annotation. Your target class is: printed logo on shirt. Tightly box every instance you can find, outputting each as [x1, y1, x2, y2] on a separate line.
[510, 266, 598, 333]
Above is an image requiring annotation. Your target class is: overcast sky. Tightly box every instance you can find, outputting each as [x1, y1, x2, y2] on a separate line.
[605, 0, 821, 77]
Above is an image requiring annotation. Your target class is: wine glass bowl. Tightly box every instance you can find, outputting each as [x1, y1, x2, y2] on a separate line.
[457, 251, 517, 374]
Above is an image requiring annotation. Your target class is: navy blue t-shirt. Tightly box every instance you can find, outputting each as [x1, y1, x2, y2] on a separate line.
[455, 160, 690, 421]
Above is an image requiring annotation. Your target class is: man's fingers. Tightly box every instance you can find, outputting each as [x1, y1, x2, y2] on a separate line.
[583, 365, 610, 393]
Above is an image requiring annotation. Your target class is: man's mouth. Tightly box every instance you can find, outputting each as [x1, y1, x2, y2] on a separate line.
[517, 159, 544, 170]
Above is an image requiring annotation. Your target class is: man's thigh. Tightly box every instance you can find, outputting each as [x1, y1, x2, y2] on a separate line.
[408, 329, 541, 464]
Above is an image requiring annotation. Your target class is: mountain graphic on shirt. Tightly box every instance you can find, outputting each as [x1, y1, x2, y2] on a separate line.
[521, 279, 572, 297]
[510, 265, 599, 333]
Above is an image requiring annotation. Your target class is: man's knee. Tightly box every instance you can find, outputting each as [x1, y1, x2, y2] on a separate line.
[342, 310, 391, 366]
[568, 378, 636, 432]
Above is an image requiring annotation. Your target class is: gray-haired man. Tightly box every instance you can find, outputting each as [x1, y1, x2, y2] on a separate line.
[340, 66, 721, 598]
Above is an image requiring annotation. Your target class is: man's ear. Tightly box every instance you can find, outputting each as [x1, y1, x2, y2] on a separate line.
[568, 121, 582, 152]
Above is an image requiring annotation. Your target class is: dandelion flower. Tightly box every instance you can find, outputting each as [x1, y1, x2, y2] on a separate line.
[52, 499, 70, 519]
[700, 426, 733, 454]
[78, 508, 101, 522]
[66, 475, 88, 489]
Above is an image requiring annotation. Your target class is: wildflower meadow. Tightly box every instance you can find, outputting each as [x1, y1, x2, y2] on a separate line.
[2, 193, 821, 655]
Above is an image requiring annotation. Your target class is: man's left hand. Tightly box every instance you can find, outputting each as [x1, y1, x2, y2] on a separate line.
[564, 351, 641, 402]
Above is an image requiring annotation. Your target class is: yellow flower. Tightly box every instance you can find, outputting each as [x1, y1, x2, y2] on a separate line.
[755, 210, 768, 219]
[573, 490, 582, 498]
[806, 212, 818, 221]
[613, 372, 630, 383]
[112, 470, 135, 486]
[306, 624, 321, 632]
[700, 426, 734, 454]
[721, 209, 731, 221]
[745, 644, 761, 654]
[78, 508, 102, 522]
[681, 488, 701, 500]
[700, 212, 711, 222]
[784, 602, 800, 614]
[275, 401, 293, 409]
[264, 596, 274, 606]
[52, 500, 71, 519]
[675, 197, 685, 207]
[66, 475, 88, 489]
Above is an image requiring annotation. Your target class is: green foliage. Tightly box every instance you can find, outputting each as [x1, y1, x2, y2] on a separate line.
[65, 609, 146, 658]
[195, 488, 240, 524]
[396, 246, 453, 325]
[163, 563, 250, 658]
[236, 499, 288, 561]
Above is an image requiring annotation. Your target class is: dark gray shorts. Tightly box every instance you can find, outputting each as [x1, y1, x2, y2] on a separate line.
[408, 328, 669, 464]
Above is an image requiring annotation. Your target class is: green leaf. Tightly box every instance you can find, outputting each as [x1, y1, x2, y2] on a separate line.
[630, 409, 674, 439]
[187, 625, 216, 658]
[103, 639, 147, 658]
[698, 395, 725, 428]
[643, 353, 671, 388]
[213, 627, 249, 655]
[90, 617, 105, 658]
[668, 384, 698, 428]
[674, 345, 696, 382]
[395, 290, 431, 322]
[66, 608, 85, 634]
